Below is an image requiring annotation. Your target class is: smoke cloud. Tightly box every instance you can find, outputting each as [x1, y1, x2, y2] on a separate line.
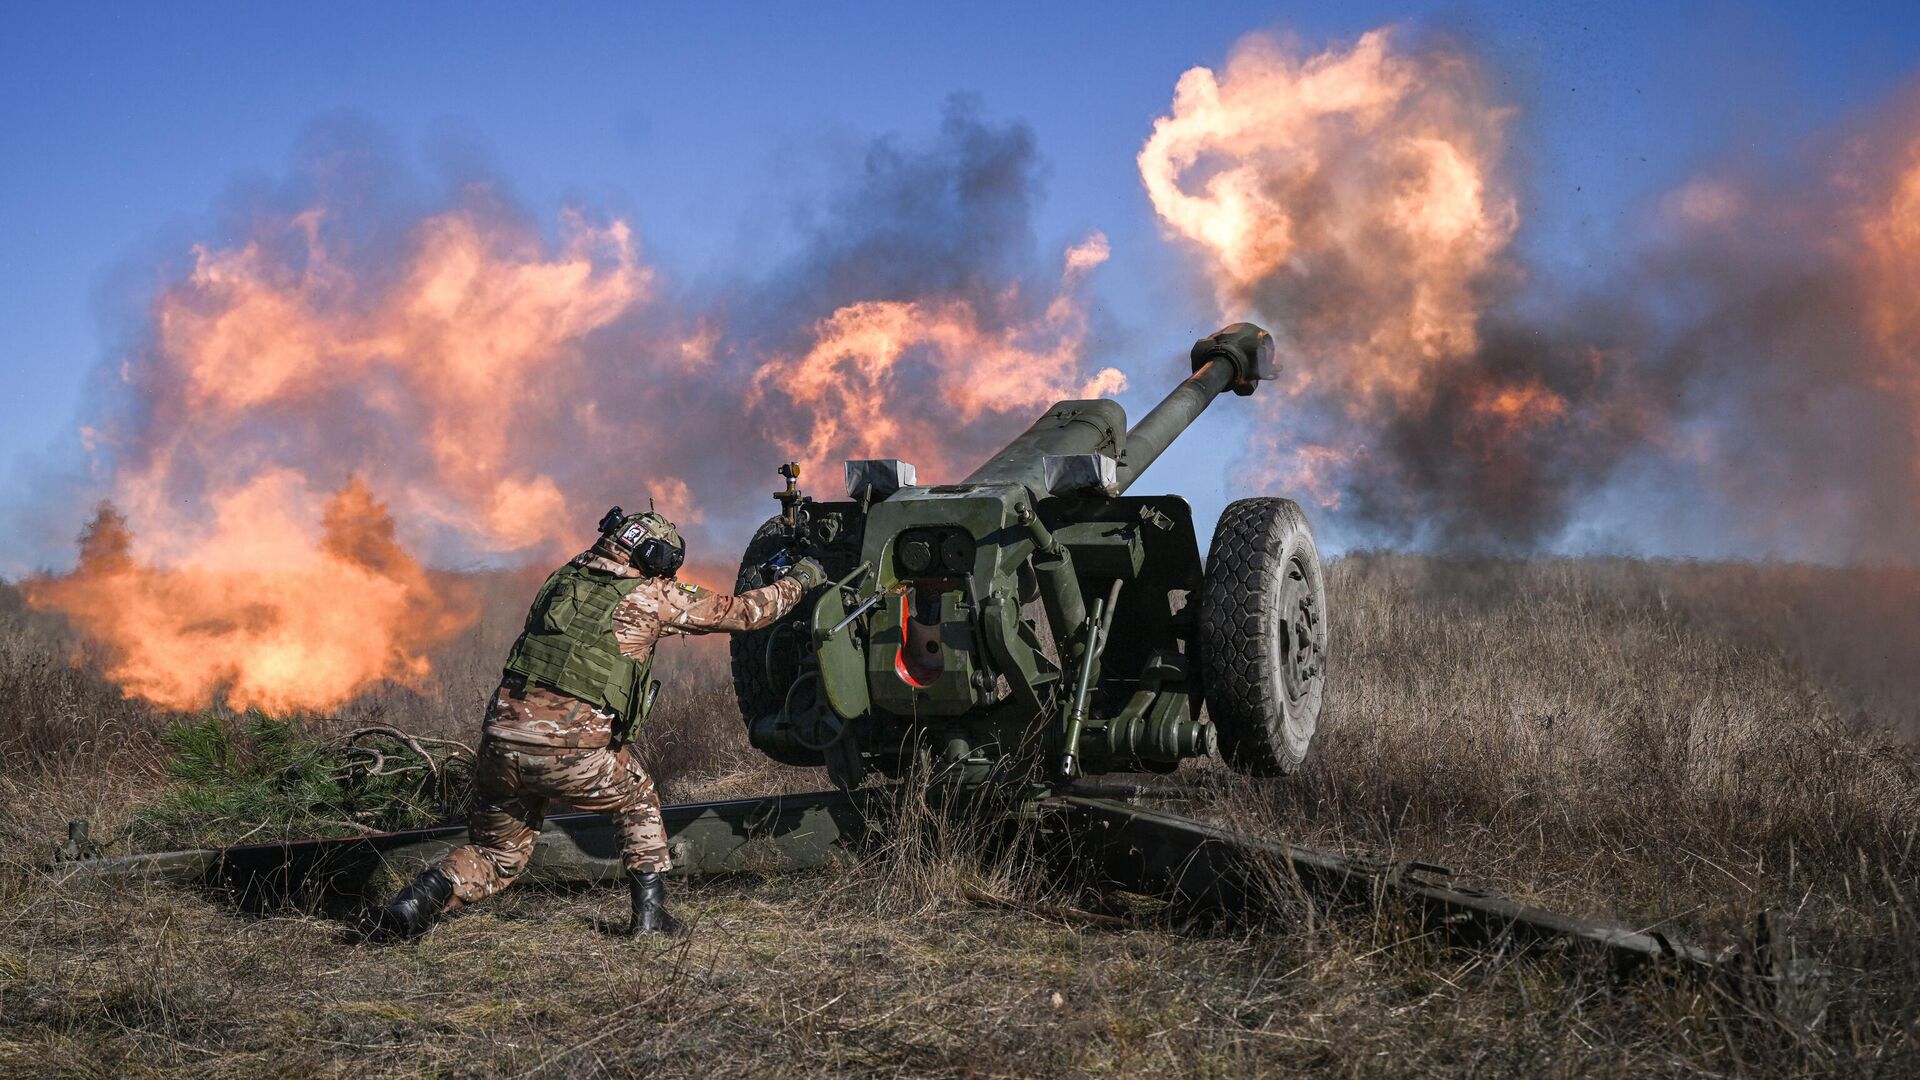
[1143, 28, 1920, 560]
[31, 101, 1121, 711]
[25, 29, 1920, 713]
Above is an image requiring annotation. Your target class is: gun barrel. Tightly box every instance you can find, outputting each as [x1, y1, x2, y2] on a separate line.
[959, 322, 1274, 498]
[1114, 322, 1274, 494]
[959, 399, 1128, 493]
[1113, 355, 1235, 494]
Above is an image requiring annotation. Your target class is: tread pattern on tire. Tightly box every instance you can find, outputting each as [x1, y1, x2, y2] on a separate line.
[1199, 497, 1328, 776]
[729, 516, 795, 728]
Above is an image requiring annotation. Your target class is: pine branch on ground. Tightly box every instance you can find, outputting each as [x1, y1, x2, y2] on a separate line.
[128, 712, 469, 849]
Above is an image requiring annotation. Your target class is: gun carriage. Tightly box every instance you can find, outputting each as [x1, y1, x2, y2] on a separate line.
[733, 322, 1328, 790]
[52, 322, 1800, 998]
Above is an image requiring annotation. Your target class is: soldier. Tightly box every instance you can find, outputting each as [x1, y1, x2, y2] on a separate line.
[378, 507, 823, 938]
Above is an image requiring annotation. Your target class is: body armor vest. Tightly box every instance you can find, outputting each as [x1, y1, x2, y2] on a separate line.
[502, 562, 656, 736]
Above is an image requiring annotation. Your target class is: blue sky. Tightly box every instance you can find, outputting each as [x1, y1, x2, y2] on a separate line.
[3, 2, 1918, 569]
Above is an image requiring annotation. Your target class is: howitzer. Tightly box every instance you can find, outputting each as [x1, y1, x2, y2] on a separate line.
[55, 320, 1810, 997]
[733, 322, 1329, 788]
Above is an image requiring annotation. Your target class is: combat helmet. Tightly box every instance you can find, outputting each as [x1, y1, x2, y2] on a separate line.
[595, 506, 685, 577]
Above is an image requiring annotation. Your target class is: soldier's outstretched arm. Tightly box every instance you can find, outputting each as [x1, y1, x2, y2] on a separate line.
[651, 575, 806, 636]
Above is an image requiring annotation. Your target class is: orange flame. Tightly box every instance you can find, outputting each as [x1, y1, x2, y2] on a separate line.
[31, 202, 652, 711]
[1139, 28, 1612, 529]
[34, 179, 1127, 709]
[751, 233, 1127, 481]
[142, 206, 650, 551]
[1462, 379, 1569, 451]
[1272, 442, 1353, 511]
[26, 481, 473, 713]
[1860, 137, 1920, 497]
[1140, 28, 1516, 405]
[1863, 140, 1920, 363]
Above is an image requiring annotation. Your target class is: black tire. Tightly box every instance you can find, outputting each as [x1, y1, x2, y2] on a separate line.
[730, 516, 802, 729]
[1199, 498, 1329, 775]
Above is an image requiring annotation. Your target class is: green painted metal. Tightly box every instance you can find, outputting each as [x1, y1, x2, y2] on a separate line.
[50, 785, 1795, 998]
[53, 789, 885, 906]
[1046, 795, 1730, 975]
[962, 399, 1129, 499]
[741, 324, 1278, 786]
[810, 578, 872, 722]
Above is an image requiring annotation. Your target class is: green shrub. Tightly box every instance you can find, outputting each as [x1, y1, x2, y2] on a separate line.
[130, 713, 465, 849]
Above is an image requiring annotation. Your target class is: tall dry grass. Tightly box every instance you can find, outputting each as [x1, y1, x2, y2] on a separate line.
[0, 556, 1915, 1076]
[1184, 555, 1920, 1073]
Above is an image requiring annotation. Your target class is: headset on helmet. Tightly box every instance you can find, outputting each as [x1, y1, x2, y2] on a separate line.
[597, 505, 685, 577]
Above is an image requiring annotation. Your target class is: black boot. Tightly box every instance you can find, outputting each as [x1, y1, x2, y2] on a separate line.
[379, 867, 454, 939]
[622, 870, 684, 936]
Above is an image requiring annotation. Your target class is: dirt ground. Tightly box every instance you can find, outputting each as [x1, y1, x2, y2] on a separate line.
[2, 555, 1916, 1077]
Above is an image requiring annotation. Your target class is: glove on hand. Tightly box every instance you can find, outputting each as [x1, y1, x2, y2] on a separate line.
[786, 557, 827, 590]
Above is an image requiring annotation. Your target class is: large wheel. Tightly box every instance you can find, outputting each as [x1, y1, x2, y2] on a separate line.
[1199, 498, 1329, 775]
[730, 516, 803, 730]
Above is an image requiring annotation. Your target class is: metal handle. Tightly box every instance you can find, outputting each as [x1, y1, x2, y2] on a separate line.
[823, 581, 909, 641]
[1059, 578, 1124, 778]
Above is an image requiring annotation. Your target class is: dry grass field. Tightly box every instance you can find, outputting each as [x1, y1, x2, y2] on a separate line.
[1, 555, 1917, 1077]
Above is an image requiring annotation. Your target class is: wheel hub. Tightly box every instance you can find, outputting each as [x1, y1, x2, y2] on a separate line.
[1277, 556, 1324, 701]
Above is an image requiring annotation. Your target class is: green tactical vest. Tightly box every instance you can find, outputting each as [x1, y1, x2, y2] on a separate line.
[502, 561, 657, 737]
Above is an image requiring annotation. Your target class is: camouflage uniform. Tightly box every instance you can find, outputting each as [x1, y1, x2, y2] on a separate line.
[431, 554, 803, 911]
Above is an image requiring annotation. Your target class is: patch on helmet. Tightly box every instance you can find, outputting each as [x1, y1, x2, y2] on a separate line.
[676, 581, 701, 594]
[620, 522, 647, 547]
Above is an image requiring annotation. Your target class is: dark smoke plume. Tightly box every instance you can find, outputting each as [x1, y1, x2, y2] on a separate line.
[1143, 28, 1920, 562]
[21, 100, 1123, 709]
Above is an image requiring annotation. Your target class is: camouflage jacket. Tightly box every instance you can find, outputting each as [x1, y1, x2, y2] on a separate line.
[484, 554, 803, 748]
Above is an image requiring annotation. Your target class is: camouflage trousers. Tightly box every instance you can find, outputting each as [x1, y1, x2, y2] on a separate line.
[435, 737, 671, 909]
